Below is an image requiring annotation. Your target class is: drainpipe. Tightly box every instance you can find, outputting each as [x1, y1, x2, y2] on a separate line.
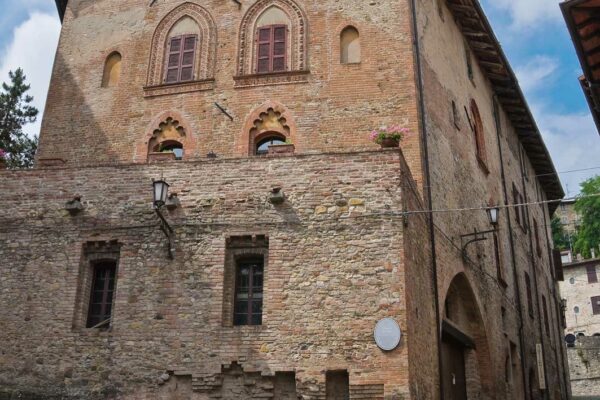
[492, 96, 529, 400]
[409, 0, 444, 398]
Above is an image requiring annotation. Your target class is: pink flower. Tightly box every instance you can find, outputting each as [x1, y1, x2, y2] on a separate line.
[0, 149, 6, 159]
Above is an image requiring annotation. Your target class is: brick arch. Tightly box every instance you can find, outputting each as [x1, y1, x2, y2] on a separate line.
[240, 101, 298, 155]
[136, 111, 197, 162]
[147, 2, 217, 86]
[237, 0, 308, 76]
[442, 272, 493, 399]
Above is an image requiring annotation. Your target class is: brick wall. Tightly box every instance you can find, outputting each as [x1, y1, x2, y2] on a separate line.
[0, 150, 416, 399]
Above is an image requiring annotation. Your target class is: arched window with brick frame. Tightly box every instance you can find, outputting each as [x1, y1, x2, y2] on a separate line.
[237, 0, 307, 76]
[470, 99, 488, 169]
[146, 3, 217, 88]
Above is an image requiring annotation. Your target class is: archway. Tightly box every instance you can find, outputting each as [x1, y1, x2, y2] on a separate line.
[442, 273, 493, 399]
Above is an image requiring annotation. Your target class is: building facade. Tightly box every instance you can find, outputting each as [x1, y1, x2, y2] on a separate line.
[561, 258, 600, 336]
[0, 0, 569, 399]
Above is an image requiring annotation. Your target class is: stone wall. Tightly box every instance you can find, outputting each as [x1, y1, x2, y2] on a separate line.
[567, 337, 600, 398]
[0, 150, 415, 399]
[415, 0, 570, 398]
[561, 259, 600, 336]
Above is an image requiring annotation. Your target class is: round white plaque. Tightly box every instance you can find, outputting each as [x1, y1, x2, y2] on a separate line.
[374, 317, 401, 351]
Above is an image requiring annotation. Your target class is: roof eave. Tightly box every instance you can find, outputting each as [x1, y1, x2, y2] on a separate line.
[55, 0, 67, 22]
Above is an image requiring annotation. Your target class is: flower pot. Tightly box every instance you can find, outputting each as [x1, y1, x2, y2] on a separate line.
[148, 152, 176, 163]
[268, 143, 295, 156]
[380, 138, 400, 148]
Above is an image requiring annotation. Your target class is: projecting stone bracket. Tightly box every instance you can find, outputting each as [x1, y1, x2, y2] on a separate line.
[65, 197, 84, 215]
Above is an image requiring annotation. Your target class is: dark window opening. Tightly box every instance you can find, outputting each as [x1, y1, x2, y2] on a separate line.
[542, 296, 550, 336]
[256, 135, 286, 155]
[534, 218, 542, 257]
[592, 296, 600, 315]
[156, 141, 184, 160]
[465, 41, 473, 81]
[470, 100, 487, 169]
[234, 258, 264, 326]
[525, 272, 534, 318]
[326, 370, 350, 400]
[165, 34, 197, 84]
[257, 25, 288, 74]
[587, 265, 598, 284]
[86, 261, 116, 328]
[274, 372, 297, 399]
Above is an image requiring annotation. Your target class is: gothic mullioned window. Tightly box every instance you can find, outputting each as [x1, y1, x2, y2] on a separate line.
[237, 0, 307, 77]
[146, 3, 217, 94]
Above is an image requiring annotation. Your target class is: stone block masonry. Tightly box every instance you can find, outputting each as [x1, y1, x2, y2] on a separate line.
[0, 150, 414, 399]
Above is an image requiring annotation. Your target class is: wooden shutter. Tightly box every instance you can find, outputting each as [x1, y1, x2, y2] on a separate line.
[166, 36, 182, 83]
[587, 265, 598, 284]
[257, 27, 272, 73]
[552, 249, 564, 281]
[272, 25, 287, 72]
[592, 296, 600, 315]
[165, 34, 197, 83]
[256, 25, 287, 73]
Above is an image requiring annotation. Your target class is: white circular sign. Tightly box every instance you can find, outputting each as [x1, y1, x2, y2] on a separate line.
[374, 318, 401, 351]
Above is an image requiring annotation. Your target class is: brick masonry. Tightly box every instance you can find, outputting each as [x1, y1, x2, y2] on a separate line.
[566, 337, 600, 398]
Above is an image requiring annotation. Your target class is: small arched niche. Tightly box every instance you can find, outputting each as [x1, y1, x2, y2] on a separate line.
[101, 52, 122, 88]
[340, 26, 360, 64]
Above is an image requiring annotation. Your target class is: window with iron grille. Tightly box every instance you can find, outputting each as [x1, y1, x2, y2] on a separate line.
[165, 34, 197, 84]
[86, 261, 117, 328]
[234, 259, 264, 326]
[587, 265, 598, 284]
[257, 25, 287, 74]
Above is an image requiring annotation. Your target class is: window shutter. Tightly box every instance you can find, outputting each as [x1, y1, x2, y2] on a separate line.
[180, 35, 197, 82]
[592, 296, 600, 315]
[166, 36, 182, 83]
[272, 25, 287, 72]
[552, 249, 564, 281]
[587, 265, 598, 284]
[257, 27, 272, 73]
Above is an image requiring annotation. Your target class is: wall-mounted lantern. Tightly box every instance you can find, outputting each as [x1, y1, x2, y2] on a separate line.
[152, 179, 175, 259]
[460, 207, 501, 261]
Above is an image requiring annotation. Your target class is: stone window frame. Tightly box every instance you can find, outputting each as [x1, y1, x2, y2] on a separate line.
[144, 2, 217, 97]
[235, 0, 309, 88]
[72, 240, 121, 331]
[223, 235, 269, 328]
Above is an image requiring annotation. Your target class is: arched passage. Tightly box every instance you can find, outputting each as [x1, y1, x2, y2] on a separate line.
[442, 273, 493, 399]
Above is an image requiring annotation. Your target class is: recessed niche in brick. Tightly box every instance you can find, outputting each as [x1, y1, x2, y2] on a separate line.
[326, 370, 350, 400]
[223, 235, 269, 327]
[72, 240, 121, 330]
[274, 372, 297, 399]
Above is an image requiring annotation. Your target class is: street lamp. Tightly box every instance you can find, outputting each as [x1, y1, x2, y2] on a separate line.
[486, 207, 500, 226]
[460, 207, 501, 261]
[152, 179, 174, 259]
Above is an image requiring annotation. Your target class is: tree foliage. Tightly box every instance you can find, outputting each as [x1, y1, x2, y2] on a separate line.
[551, 215, 571, 251]
[0, 68, 39, 168]
[573, 175, 600, 258]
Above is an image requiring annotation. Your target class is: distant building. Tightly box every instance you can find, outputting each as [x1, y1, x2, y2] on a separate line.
[560, 258, 600, 336]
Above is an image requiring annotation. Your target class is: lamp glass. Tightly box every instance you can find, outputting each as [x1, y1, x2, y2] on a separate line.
[487, 207, 499, 225]
[153, 180, 169, 207]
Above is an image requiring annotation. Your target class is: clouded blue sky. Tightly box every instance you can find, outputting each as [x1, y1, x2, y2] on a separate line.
[0, 0, 598, 195]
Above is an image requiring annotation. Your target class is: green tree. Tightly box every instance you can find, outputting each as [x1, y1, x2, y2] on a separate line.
[573, 175, 600, 258]
[551, 215, 571, 251]
[0, 68, 39, 168]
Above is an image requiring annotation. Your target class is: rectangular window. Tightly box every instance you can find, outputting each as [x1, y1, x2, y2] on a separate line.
[542, 296, 550, 336]
[326, 370, 350, 400]
[86, 261, 117, 328]
[494, 233, 507, 287]
[234, 258, 264, 326]
[587, 265, 598, 284]
[592, 296, 600, 315]
[257, 25, 287, 74]
[534, 218, 542, 257]
[512, 184, 528, 232]
[465, 41, 473, 81]
[165, 34, 197, 84]
[513, 184, 521, 227]
[525, 272, 534, 318]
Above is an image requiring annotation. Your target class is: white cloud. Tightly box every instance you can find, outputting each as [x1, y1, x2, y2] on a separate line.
[0, 12, 61, 138]
[514, 55, 559, 93]
[486, 0, 563, 30]
[534, 108, 600, 196]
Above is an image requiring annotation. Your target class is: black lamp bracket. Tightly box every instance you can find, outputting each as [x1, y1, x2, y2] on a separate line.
[460, 228, 497, 261]
[155, 207, 174, 259]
